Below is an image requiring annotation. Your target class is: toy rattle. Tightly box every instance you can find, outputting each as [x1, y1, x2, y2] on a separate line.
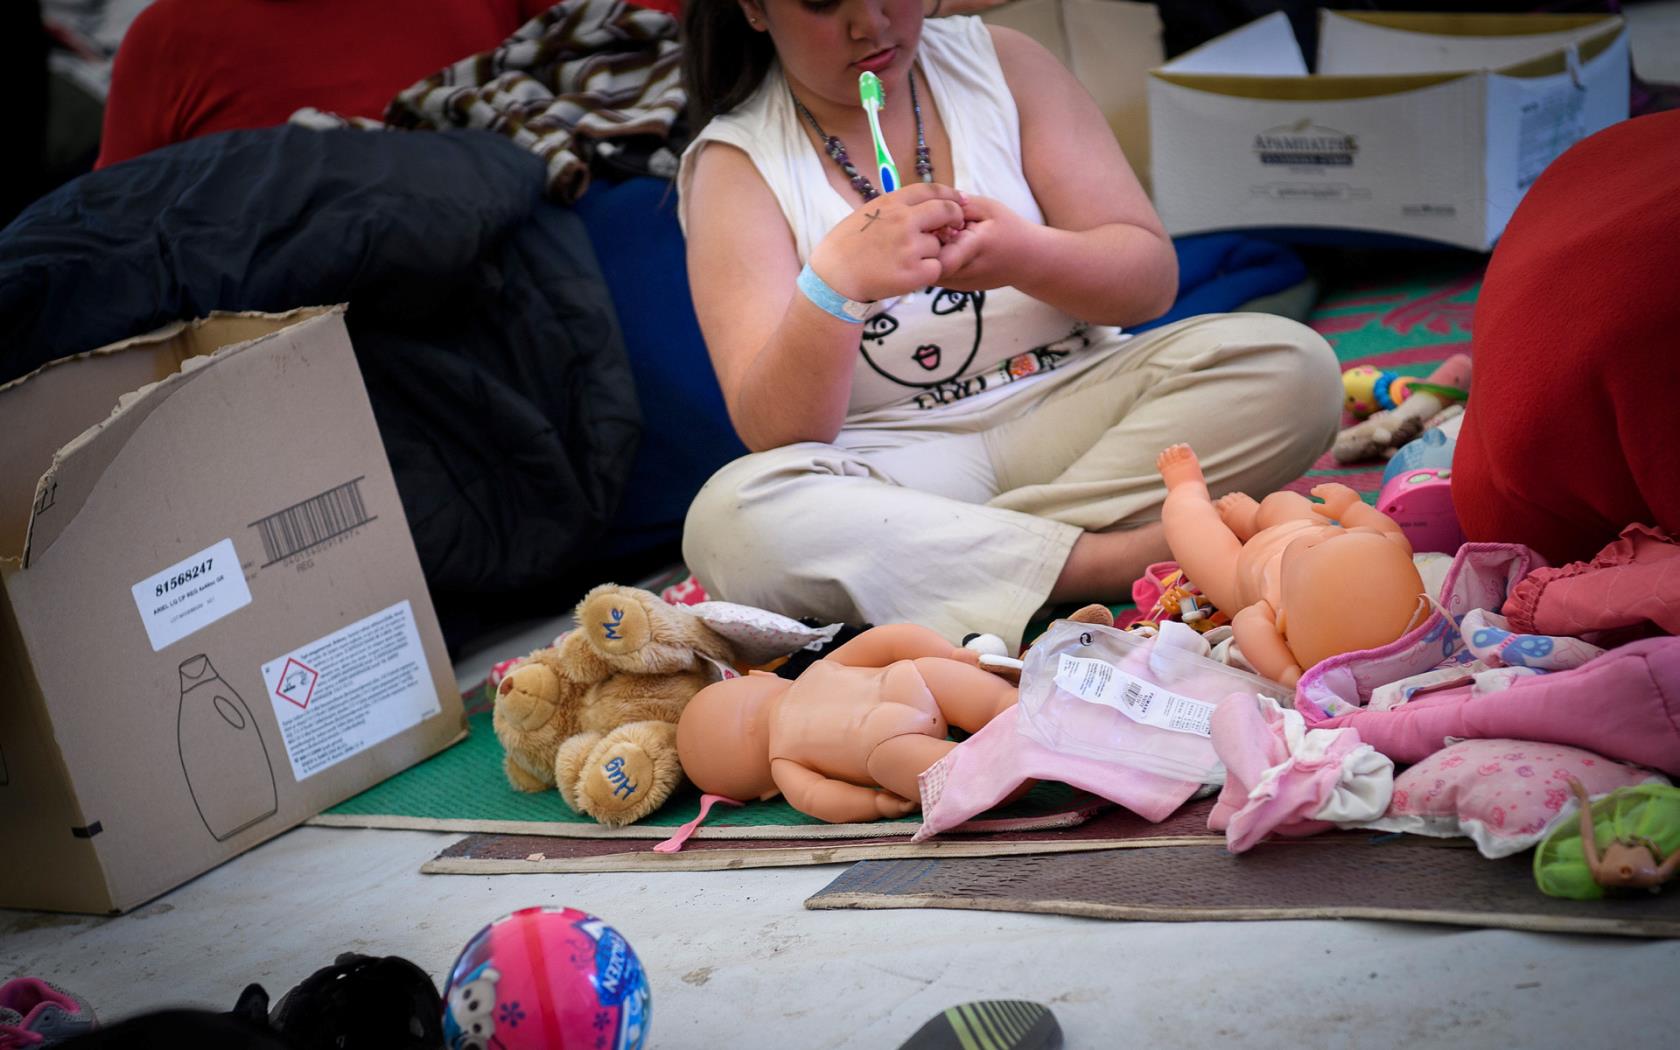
[1342, 366, 1464, 420]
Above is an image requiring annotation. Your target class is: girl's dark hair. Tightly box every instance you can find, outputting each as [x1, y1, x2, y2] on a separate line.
[680, 0, 779, 131]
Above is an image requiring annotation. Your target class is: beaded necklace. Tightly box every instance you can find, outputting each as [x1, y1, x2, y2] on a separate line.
[792, 72, 934, 201]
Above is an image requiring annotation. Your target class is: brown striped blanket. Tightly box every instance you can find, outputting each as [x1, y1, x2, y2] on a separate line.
[292, 0, 682, 202]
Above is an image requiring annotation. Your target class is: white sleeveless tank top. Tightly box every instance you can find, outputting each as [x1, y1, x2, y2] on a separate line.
[679, 17, 1122, 423]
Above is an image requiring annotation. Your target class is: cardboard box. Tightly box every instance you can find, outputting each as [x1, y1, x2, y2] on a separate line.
[1148, 11, 1630, 249]
[984, 0, 1164, 194]
[0, 308, 464, 914]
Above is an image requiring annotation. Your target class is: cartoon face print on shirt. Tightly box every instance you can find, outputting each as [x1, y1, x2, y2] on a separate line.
[858, 287, 986, 388]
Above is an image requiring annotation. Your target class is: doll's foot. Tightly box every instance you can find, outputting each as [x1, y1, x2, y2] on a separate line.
[1214, 492, 1262, 538]
[495, 663, 558, 732]
[875, 791, 919, 818]
[1309, 482, 1361, 520]
[571, 722, 683, 826]
[1067, 604, 1115, 627]
[1156, 444, 1204, 489]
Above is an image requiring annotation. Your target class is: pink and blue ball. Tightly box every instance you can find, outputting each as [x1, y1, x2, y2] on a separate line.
[443, 907, 651, 1050]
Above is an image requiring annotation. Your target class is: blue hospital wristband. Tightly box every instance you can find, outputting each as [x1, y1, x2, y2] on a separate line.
[797, 263, 893, 323]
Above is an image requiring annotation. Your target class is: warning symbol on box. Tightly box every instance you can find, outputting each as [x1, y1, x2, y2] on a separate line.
[275, 658, 319, 710]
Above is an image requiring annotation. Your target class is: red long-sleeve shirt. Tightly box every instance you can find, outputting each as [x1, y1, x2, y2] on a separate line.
[96, 0, 563, 169]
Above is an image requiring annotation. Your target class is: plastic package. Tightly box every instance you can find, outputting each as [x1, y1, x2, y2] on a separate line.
[1017, 620, 1293, 783]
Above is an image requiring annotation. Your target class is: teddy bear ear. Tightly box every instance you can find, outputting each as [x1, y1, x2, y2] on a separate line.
[576, 586, 656, 655]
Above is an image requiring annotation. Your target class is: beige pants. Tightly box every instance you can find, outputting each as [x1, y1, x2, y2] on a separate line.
[683, 313, 1342, 650]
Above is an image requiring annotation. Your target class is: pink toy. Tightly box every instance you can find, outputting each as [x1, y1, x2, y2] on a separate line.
[1376, 467, 1464, 555]
[443, 907, 650, 1050]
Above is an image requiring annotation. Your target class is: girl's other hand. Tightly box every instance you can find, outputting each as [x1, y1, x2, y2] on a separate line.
[935, 193, 1029, 292]
[807, 183, 968, 305]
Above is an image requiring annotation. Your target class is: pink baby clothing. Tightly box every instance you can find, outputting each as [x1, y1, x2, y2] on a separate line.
[1502, 523, 1680, 642]
[1208, 694, 1393, 853]
[914, 705, 1201, 841]
[1307, 637, 1680, 776]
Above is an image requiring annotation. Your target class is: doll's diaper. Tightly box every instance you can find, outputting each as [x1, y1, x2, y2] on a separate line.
[1016, 619, 1292, 783]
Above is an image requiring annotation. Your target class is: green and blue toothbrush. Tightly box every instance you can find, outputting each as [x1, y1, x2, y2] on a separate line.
[859, 71, 901, 194]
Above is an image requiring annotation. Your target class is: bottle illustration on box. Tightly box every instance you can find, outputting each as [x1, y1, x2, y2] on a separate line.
[177, 655, 278, 841]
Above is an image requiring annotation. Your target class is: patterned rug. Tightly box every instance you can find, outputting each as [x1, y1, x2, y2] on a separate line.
[1289, 262, 1483, 502]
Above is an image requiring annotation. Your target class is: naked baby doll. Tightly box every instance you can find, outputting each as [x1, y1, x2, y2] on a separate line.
[674, 624, 1018, 823]
[1157, 444, 1427, 687]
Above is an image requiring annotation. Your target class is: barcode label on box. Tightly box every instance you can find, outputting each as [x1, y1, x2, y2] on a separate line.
[251, 478, 373, 566]
[1054, 654, 1216, 738]
[130, 537, 253, 651]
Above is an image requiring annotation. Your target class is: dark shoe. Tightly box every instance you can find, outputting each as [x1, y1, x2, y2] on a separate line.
[896, 1001, 1061, 1050]
[268, 953, 443, 1050]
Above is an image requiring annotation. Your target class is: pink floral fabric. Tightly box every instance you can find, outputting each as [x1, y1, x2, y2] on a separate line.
[1367, 738, 1667, 858]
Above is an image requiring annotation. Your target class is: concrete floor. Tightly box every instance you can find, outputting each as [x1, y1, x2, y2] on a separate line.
[3, 822, 1679, 1048]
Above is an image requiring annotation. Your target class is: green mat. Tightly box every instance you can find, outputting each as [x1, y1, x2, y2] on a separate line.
[310, 710, 1096, 839]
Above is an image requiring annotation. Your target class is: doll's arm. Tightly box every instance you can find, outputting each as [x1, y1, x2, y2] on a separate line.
[771, 758, 917, 822]
[1311, 483, 1407, 543]
[825, 624, 967, 667]
[1569, 778, 1604, 875]
[1233, 601, 1304, 688]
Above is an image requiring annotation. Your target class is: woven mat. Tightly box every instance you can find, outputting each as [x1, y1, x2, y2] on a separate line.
[806, 841, 1680, 939]
[418, 798, 1239, 874]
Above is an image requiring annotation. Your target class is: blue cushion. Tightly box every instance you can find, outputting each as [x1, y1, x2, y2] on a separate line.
[574, 177, 747, 558]
[1132, 232, 1309, 332]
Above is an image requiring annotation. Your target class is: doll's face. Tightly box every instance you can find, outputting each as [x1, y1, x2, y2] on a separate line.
[1595, 841, 1669, 888]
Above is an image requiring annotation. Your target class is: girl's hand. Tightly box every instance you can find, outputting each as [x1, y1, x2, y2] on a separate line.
[935, 194, 1032, 292]
[807, 183, 968, 305]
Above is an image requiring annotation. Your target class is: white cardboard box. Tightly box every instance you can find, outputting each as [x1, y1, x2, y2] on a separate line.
[984, 0, 1164, 194]
[1148, 11, 1630, 249]
[0, 308, 465, 913]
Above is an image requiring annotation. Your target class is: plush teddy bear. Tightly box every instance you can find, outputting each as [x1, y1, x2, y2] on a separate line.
[492, 584, 744, 826]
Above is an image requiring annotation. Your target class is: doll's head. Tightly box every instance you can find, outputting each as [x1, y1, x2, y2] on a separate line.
[675, 671, 789, 801]
[1279, 529, 1427, 670]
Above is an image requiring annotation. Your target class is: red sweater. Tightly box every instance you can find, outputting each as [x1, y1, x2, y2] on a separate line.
[96, 0, 560, 169]
[1453, 110, 1680, 565]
